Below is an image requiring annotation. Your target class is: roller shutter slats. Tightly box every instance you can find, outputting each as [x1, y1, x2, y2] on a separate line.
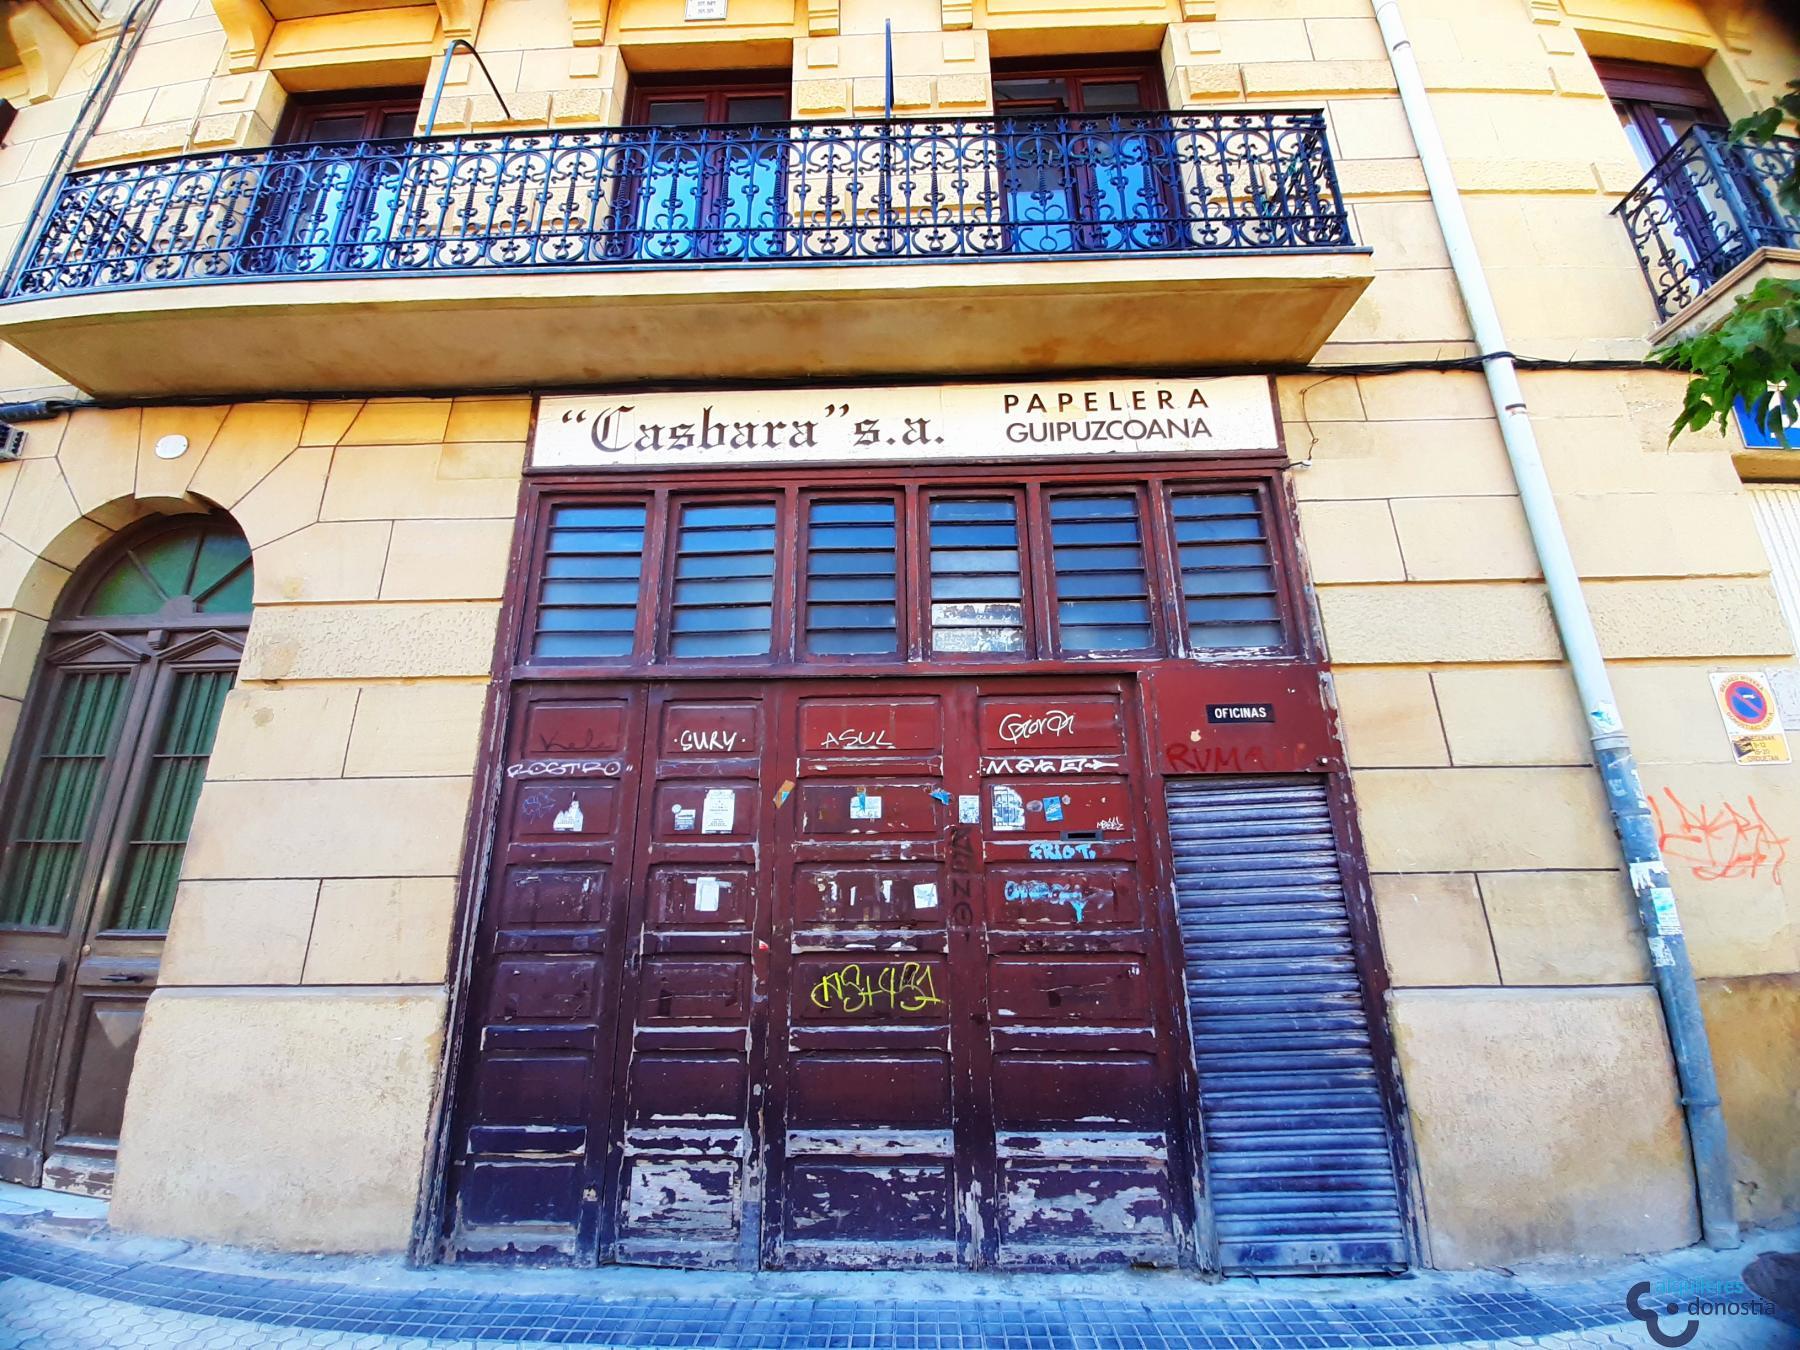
[1167, 775, 1408, 1272]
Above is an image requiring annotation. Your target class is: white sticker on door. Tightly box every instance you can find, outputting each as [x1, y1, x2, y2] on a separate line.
[913, 882, 939, 910]
[992, 785, 1026, 832]
[701, 788, 736, 834]
[958, 794, 980, 825]
[850, 790, 883, 821]
[552, 798, 584, 833]
[692, 876, 722, 913]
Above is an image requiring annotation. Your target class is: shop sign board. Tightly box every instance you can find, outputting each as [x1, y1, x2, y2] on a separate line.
[533, 376, 1280, 470]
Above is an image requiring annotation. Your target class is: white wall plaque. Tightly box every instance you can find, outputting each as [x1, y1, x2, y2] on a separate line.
[533, 376, 1280, 471]
[685, 0, 726, 17]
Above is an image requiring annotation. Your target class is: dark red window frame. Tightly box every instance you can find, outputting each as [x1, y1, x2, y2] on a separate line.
[276, 89, 424, 145]
[512, 462, 1308, 673]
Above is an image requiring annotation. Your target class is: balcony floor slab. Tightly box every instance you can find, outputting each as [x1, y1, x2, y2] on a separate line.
[0, 251, 1373, 400]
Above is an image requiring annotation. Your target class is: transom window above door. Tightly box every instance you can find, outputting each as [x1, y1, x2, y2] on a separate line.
[1595, 59, 1724, 173]
[522, 468, 1299, 668]
[992, 59, 1167, 118]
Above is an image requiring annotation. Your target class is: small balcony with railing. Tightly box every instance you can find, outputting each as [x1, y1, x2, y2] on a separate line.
[0, 108, 1372, 398]
[1615, 123, 1800, 338]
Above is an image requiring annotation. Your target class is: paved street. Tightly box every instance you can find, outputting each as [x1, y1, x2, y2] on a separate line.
[1, 1184, 1796, 1348]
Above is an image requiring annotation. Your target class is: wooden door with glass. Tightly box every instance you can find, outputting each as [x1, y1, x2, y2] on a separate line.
[0, 515, 250, 1194]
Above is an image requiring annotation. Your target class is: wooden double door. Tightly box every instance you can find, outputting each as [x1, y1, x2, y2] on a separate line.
[444, 676, 1196, 1269]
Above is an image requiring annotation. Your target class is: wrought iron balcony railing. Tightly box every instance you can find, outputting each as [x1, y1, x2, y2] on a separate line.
[5, 110, 1353, 299]
[1615, 124, 1800, 321]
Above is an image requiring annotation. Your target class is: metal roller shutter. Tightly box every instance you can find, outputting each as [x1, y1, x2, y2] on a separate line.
[1165, 776, 1409, 1273]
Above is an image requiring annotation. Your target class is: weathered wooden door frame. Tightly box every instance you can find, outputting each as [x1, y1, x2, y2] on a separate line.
[0, 517, 248, 1194]
[415, 453, 1420, 1271]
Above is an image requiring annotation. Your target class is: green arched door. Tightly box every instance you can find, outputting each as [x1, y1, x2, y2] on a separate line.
[0, 515, 251, 1194]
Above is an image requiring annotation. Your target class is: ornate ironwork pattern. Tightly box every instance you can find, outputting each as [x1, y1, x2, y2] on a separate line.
[9, 110, 1353, 297]
[1615, 124, 1800, 321]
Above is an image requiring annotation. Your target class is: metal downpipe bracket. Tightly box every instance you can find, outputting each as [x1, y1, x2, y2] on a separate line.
[1373, 0, 1740, 1250]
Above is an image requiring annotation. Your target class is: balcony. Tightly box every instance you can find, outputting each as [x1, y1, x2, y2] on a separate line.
[0, 110, 1373, 398]
[1615, 124, 1800, 339]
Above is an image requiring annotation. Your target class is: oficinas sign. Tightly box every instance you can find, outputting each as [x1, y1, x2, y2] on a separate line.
[532, 376, 1280, 470]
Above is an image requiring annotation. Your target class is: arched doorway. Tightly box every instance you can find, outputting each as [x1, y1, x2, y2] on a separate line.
[0, 513, 251, 1195]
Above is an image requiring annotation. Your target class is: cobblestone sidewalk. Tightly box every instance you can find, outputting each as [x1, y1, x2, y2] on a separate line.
[0, 1184, 1795, 1349]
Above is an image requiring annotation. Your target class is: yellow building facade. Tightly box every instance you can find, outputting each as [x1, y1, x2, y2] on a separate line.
[0, 0, 1793, 1275]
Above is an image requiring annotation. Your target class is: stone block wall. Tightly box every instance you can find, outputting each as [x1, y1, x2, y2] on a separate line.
[0, 0, 1795, 1269]
[0, 395, 524, 1250]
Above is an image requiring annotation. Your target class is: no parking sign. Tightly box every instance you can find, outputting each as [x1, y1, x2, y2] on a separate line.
[1710, 671, 1791, 764]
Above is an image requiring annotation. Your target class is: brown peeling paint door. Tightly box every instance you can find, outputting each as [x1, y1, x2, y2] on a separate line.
[449, 676, 1192, 1269]
[444, 686, 652, 1262]
[767, 685, 970, 1267]
[974, 682, 1185, 1267]
[763, 678, 1188, 1269]
[607, 687, 767, 1267]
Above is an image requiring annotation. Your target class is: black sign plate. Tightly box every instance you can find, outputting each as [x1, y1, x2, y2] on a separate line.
[1206, 703, 1275, 724]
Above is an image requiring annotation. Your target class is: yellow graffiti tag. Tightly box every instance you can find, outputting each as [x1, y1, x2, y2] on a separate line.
[808, 961, 944, 1015]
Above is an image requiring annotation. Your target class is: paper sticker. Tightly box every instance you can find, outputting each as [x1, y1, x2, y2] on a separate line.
[850, 790, 883, 821]
[672, 804, 696, 832]
[693, 876, 721, 913]
[929, 788, 953, 806]
[774, 779, 795, 807]
[1588, 702, 1624, 736]
[701, 788, 736, 834]
[992, 786, 1026, 832]
[1042, 796, 1064, 823]
[1649, 886, 1682, 935]
[1710, 671, 1791, 764]
[1647, 935, 1675, 968]
[552, 798, 584, 833]
[958, 794, 980, 825]
[913, 883, 939, 910]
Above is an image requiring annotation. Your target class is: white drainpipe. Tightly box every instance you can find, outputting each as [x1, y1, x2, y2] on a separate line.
[1372, 0, 1740, 1249]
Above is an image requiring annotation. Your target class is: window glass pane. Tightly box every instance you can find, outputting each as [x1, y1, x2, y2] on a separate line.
[1081, 80, 1147, 113]
[670, 500, 777, 658]
[533, 502, 647, 659]
[84, 523, 252, 619]
[929, 497, 1025, 654]
[726, 95, 787, 124]
[646, 99, 709, 128]
[994, 77, 1069, 111]
[108, 668, 234, 932]
[0, 670, 133, 929]
[1171, 491, 1284, 651]
[1049, 494, 1153, 652]
[805, 499, 898, 656]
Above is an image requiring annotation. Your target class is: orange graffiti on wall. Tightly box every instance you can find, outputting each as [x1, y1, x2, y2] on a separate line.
[1651, 788, 1789, 884]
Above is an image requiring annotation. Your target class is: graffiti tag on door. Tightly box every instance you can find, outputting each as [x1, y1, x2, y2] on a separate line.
[1651, 788, 1789, 883]
[808, 961, 944, 1014]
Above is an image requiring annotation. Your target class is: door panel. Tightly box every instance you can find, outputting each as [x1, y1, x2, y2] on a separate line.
[610, 690, 765, 1268]
[446, 689, 647, 1262]
[770, 687, 960, 1268]
[975, 682, 1185, 1268]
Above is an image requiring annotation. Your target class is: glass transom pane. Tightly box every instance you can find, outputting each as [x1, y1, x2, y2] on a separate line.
[1049, 494, 1153, 652]
[1171, 491, 1283, 651]
[533, 501, 647, 660]
[805, 498, 899, 657]
[670, 500, 777, 658]
[930, 497, 1026, 654]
